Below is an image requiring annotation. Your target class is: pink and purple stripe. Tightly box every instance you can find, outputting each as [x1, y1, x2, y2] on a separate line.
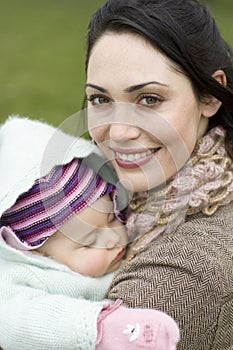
[0, 158, 115, 248]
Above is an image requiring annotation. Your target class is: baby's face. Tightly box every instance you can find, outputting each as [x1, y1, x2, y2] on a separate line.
[35, 194, 127, 277]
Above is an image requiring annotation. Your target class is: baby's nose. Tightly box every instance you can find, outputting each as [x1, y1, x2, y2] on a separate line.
[105, 232, 121, 249]
[105, 226, 128, 249]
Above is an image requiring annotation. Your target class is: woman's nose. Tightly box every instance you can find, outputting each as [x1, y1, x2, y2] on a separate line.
[108, 103, 142, 141]
[109, 122, 141, 141]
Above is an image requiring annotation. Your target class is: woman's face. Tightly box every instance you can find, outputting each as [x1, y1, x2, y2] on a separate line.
[86, 32, 211, 192]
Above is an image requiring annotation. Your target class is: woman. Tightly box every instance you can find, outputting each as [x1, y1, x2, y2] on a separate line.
[84, 0, 233, 349]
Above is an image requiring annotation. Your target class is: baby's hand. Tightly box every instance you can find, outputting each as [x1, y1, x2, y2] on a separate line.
[96, 299, 180, 350]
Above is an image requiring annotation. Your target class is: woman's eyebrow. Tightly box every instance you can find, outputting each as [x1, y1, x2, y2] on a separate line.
[85, 83, 108, 93]
[85, 81, 168, 94]
[124, 81, 168, 93]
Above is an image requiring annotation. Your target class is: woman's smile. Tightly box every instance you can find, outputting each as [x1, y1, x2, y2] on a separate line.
[111, 147, 161, 168]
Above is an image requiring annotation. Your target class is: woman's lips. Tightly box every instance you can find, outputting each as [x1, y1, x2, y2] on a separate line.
[111, 147, 161, 169]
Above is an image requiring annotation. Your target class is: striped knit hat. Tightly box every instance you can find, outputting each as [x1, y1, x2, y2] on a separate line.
[0, 158, 117, 250]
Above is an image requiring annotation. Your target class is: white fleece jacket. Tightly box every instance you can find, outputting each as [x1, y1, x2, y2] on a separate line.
[0, 234, 113, 350]
[0, 116, 118, 349]
[0, 116, 99, 217]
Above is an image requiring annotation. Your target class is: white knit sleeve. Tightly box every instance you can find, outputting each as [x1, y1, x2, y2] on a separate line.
[0, 263, 108, 350]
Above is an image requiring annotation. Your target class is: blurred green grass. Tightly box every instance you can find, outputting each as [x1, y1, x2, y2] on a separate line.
[0, 0, 105, 126]
[0, 0, 232, 126]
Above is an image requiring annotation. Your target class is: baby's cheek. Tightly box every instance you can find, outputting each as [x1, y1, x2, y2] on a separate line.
[89, 250, 109, 277]
[78, 250, 109, 277]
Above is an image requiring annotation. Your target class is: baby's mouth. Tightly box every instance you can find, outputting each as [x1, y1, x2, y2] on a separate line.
[111, 247, 126, 265]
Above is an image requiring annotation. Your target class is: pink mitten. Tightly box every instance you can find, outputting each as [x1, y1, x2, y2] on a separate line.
[96, 299, 180, 350]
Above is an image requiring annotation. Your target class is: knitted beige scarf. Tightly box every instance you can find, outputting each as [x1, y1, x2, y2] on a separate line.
[126, 126, 233, 259]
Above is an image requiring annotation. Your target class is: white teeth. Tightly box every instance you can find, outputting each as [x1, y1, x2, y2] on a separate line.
[116, 149, 157, 162]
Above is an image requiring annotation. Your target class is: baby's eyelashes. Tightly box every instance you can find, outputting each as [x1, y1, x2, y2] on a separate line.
[78, 232, 98, 247]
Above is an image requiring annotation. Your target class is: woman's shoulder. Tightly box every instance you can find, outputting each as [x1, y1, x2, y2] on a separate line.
[127, 203, 233, 291]
[151, 202, 232, 261]
[184, 200, 233, 234]
[176, 201, 233, 258]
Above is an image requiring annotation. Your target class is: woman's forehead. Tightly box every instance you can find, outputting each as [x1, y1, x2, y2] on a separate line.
[87, 32, 182, 90]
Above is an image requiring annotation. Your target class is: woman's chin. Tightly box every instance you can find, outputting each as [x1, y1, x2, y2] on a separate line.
[110, 151, 179, 192]
[114, 166, 164, 192]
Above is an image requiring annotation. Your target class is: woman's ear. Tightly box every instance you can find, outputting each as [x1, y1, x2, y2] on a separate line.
[213, 69, 227, 86]
[201, 69, 227, 118]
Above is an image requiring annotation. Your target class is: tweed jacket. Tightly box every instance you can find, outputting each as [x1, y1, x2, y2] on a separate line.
[106, 202, 233, 350]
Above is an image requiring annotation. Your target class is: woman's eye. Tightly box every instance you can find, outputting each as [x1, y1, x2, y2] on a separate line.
[87, 95, 110, 105]
[139, 95, 161, 106]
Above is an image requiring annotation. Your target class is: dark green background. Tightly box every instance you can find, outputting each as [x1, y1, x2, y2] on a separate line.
[0, 0, 232, 126]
